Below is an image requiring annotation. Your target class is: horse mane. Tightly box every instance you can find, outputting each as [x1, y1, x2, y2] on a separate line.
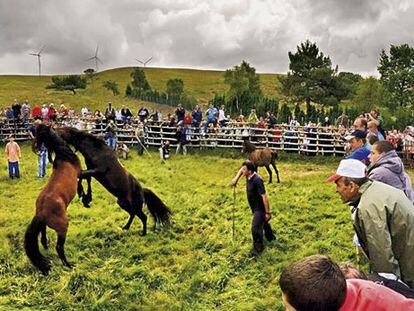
[62, 127, 108, 150]
[36, 125, 79, 167]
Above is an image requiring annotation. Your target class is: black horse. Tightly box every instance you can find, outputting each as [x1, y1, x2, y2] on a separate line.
[57, 126, 171, 235]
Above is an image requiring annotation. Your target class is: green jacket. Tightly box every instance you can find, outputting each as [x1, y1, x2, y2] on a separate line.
[352, 180, 414, 288]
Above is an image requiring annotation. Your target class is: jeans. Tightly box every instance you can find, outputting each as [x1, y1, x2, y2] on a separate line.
[251, 210, 275, 251]
[38, 151, 47, 177]
[106, 137, 117, 150]
[204, 117, 217, 133]
[8, 161, 20, 178]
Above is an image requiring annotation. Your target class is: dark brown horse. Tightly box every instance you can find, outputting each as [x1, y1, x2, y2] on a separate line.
[242, 139, 280, 183]
[56, 126, 171, 235]
[25, 124, 81, 275]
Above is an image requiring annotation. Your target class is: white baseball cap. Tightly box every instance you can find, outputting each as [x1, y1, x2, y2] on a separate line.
[327, 159, 367, 183]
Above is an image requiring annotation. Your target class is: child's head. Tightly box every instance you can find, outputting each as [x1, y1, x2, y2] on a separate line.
[279, 255, 347, 311]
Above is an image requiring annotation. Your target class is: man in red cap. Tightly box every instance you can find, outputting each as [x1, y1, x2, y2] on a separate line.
[328, 159, 414, 288]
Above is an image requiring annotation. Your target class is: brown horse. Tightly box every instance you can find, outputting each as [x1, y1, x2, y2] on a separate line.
[242, 139, 280, 183]
[24, 124, 81, 275]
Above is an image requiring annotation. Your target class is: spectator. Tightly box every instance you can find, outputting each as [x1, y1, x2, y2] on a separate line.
[368, 108, 386, 138]
[353, 117, 368, 131]
[257, 116, 266, 129]
[138, 106, 149, 122]
[175, 124, 188, 155]
[279, 255, 414, 311]
[339, 262, 414, 299]
[104, 119, 118, 150]
[368, 141, 414, 203]
[48, 103, 57, 122]
[104, 102, 116, 122]
[11, 99, 21, 121]
[231, 161, 276, 256]
[159, 140, 171, 160]
[191, 105, 203, 127]
[5, 135, 21, 179]
[344, 130, 370, 165]
[218, 105, 229, 126]
[289, 115, 299, 130]
[265, 111, 277, 128]
[41, 104, 48, 121]
[328, 159, 414, 288]
[134, 124, 145, 156]
[6, 107, 14, 121]
[117, 141, 130, 159]
[69, 107, 75, 119]
[247, 108, 258, 123]
[81, 106, 89, 118]
[336, 112, 349, 127]
[175, 103, 185, 125]
[59, 104, 69, 120]
[21, 99, 30, 123]
[367, 120, 385, 141]
[322, 116, 331, 127]
[32, 105, 42, 120]
[204, 103, 218, 134]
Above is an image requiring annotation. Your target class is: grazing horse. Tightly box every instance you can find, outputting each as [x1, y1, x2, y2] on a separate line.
[24, 124, 81, 275]
[242, 139, 280, 183]
[56, 126, 171, 235]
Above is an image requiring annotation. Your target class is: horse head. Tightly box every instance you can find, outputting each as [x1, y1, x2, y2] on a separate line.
[242, 139, 256, 153]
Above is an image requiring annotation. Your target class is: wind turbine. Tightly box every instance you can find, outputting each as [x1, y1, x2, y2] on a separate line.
[135, 57, 153, 67]
[87, 45, 103, 72]
[29, 46, 45, 76]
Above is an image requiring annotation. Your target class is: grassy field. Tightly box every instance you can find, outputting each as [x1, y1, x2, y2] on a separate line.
[1, 145, 412, 310]
[0, 67, 282, 113]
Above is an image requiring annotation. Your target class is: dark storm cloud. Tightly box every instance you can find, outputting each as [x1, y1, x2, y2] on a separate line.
[0, 0, 413, 75]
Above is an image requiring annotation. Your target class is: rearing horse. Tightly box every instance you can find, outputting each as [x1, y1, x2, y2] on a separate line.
[242, 139, 280, 183]
[56, 126, 171, 235]
[25, 124, 81, 275]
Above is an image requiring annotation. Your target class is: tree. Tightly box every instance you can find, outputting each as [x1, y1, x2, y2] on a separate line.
[223, 60, 262, 113]
[103, 80, 120, 96]
[281, 40, 345, 106]
[166, 78, 184, 100]
[337, 72, 362, 100]
[378, 44, 414, 108]
[83, 68, 96, 80]
[353, 77, 383, 112]
[46, 75, 87, 94]
[131, 67, 151, 91]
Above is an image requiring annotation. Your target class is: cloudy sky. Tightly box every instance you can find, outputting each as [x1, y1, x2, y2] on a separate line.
[1, 0, 413, 76]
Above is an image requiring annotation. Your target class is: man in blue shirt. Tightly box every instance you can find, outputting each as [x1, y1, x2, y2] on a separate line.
[204, 104, 218, 134]
[345, 130, 370, 165]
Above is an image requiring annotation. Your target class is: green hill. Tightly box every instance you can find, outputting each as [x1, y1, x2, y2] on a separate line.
[0, 67, 282, 113]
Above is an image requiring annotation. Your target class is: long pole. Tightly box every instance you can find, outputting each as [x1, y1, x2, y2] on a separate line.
[232, 187, 236, 240]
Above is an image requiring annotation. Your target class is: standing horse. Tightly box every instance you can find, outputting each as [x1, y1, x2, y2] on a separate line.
[56, 126, 171, 235]
[242, 139, 280, 183]
[25, 125, 81, 275]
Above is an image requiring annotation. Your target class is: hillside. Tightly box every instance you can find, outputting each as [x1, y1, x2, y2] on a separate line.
[0, 67, 282, 114]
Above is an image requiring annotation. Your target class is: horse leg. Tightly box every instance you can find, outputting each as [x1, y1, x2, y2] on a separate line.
[271, 161, 280, 183]
[265, 165, 272, 184]
[56, 235, 73, 268]
[122, 213, 135, 230]
[135, 208, 147, 236]
[77, 177, 85, 199]
[41, 223, 48, 249]
[82, 176, 92, 206]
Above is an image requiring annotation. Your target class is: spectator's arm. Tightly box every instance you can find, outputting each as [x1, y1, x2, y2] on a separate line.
[17, 144, 21, 158]
[231, 167, 243, 187]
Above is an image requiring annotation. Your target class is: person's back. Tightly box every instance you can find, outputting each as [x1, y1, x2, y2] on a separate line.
[356, 180, 414, 288]
[340, 279, 414, 311]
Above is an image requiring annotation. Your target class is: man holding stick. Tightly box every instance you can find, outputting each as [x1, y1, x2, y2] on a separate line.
[232, 160, 276, 255]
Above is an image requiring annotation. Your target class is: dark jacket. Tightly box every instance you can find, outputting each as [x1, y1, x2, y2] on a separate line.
[368, 150, 414, 203]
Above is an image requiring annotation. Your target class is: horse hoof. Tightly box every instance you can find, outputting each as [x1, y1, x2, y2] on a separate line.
[122, 226, 130, 231]
[140, 231, 147, 236]
[64, 262, 75, 269]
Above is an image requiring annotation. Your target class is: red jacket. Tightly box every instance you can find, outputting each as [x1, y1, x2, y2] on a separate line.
[340, 279, 414, 311]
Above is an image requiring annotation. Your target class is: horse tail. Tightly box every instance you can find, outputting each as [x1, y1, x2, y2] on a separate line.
[143, 188, 172, 226]
[24, 216, 50, 275]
